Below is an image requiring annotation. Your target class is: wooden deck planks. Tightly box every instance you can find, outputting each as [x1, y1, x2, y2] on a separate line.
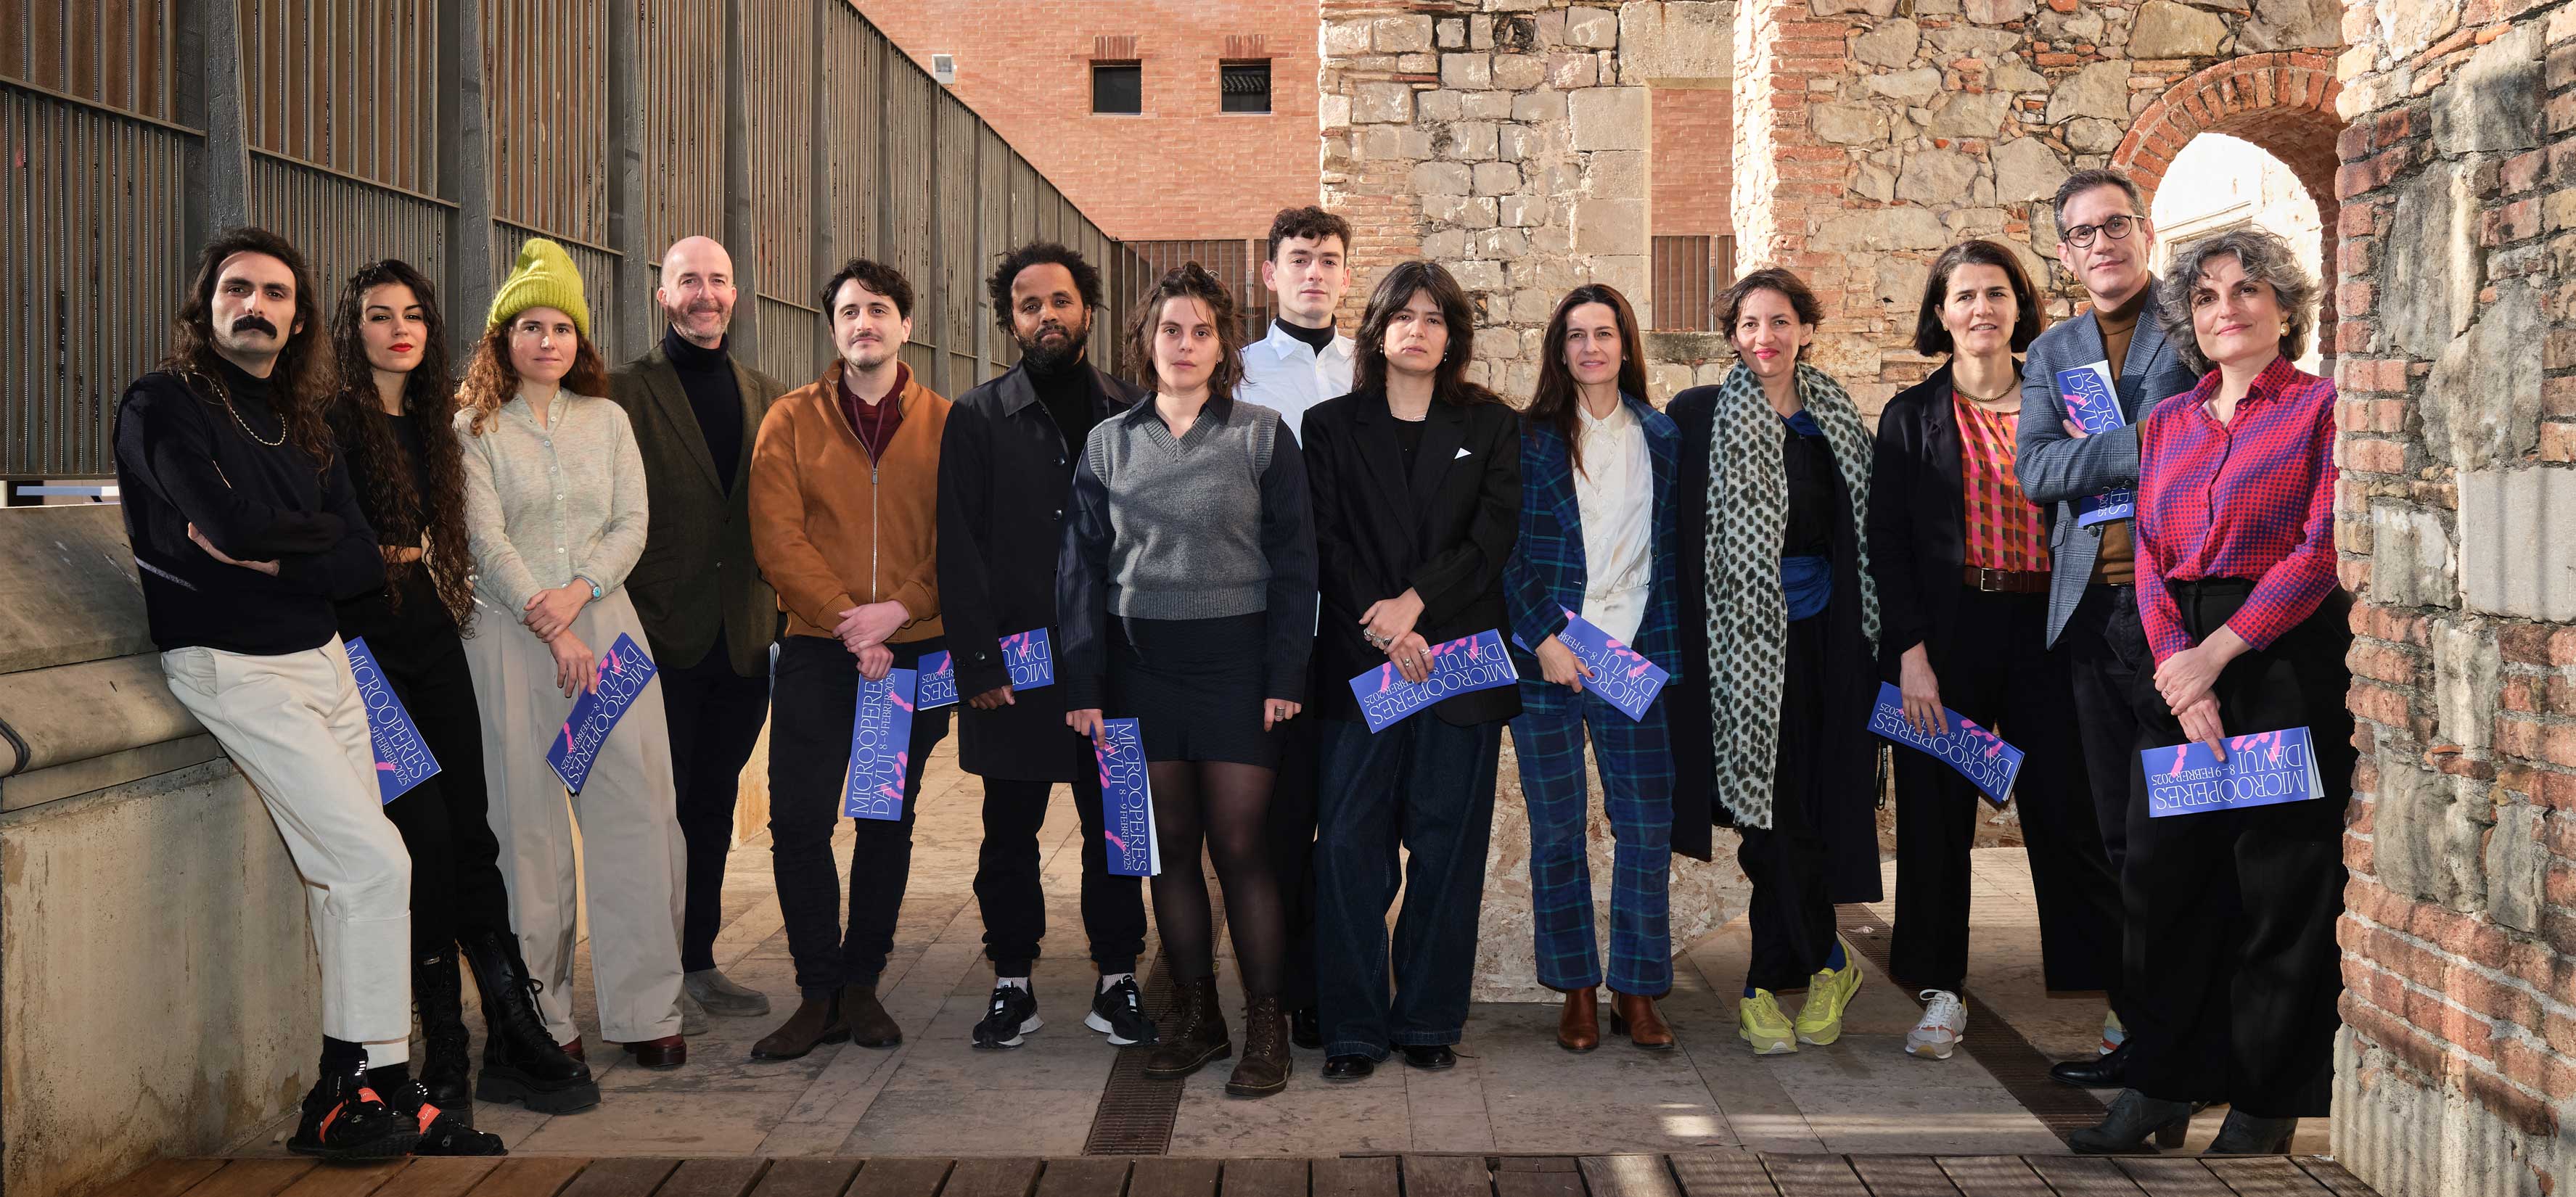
[2202, 1157, 2330, 1197]
[1310, 1156, 1398, 1197]
[2289, 1159, 2375, 1197]
[1845, 1156, 1962, 1197]
[1128, 1158, 1223, 1197]
[1221, 1159, 1310, 1197]
[848, 1159, 956, 1197]
[559, 1158, 681, 1197]
[1760, 1155, 1865, 1197]
[371, 1158, 507, 1197]
[456, 1157, 588, 1197]
[1668, 1151, 1779, 1197]
[1579, 1155, 1686, 1197]
[274, 1159, 411, 1197]
[2022, 1157, 2146, 1197]
[1931, 1157, 2053, 1197]
[659, 1158, 771, 1197]
[1038, 1158, 1136, 1197]
[181, 1159, 321, 1197]
[2113, 1158, 2234, 1197]
[945, 1159, 1043, 1197]
[750, 1159, 866, 1197]
[1402, 1156, 1496, 1197]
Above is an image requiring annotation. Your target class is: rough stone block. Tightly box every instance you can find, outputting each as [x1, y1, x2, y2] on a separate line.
[1513, 91, 1567, 122]
[1419, 89, 1464, 121]
[1573, 198, 1648, 252]
[1876, 256, 1931, 309]
[1475, 228, 1530, 259]
[2239, 0, 2342, 52]
[2047, 60, 2132, 124]
[2129, 0, 2228, 58]
[1442, 52, 1493, 89]
[1498, 126, 1542, 162]
[1512, 288, 1555, 323]
[1964, 0, 2035, 22]
[1853, 19, 1921, 70]
[1422, 229, 1469, 260]
[1443, 120, 1500, 160]
[1531, 223, 1572, 253]
[1570, 86, 1652, 151]
[2384, 163, 2479, 361]
[1988, 57, 2048, 92]
[2371, 501, 2458, 609]
[1618, 2, 1735, 83]
[1567, 6, 1619, 49]
[1928, 90, 2014, 139]
[1415, 162, 1475, 197]
[1350, 82, 1414, 124]
[1653, 361, 1694, 399]
[2432, 618, 2501, 754]
[1812, 0, 1900, 16]
[1589, 254, 1651, 307]
[2435, 23, 2543, 155]
[1549, 52, 1601, 89]
[1584, 149, 1648, 197]
[2461, 466, 2576, 622]
[1865, 67, 1945, 103]
[1490, 52, 1548, 91]
[1452, 259, 1507, 290]
[1852, 163, 1898, 202]
[1898, 147, 1981, 203]
[1437, 17, 1467, 49]
[1473, 161, 1524, 196]
[2371, 748, 2439, 900]
[1358, 125, 1433, 161]
[2064, 116, 2123, 153]
[1374, 14, 1435, 53]
[1992, 136, 2070, 202]
[1463, 89, 1519, 120]
[2485, 802, 2547, 933]
[1325, 19, 1375, 58]
[1818, 205, 1949, 250]
[1813, 101, 1892, 145]
[2423, 282, 2543, 472]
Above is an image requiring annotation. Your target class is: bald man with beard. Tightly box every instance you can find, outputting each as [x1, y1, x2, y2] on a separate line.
[609, 236, 788, 1031]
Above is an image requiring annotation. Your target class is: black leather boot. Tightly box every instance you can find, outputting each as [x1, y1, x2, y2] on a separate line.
[414, 949, 473, 1119]
[2069, 1090, 2196, 1154]
[1226, 995, 1291, 1097]
[2204, 1109, 2298, 1155]
[1143, 975, 1230, 1079]
[460, 930, 600, 1114]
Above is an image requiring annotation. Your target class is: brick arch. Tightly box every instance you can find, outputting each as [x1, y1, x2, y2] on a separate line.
[2113, 52, 2347, 370]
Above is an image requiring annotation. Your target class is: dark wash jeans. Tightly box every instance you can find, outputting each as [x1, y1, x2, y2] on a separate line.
[1313, 714, 1502, 1059]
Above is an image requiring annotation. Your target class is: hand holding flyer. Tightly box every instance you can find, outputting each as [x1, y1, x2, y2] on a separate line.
[2056, 361, 2136, 527]
[545, 633, 659, 794]
[1348, 629, 1519, 733]
[2140, 727, 2324, 818]
[1865, 681, 2025, 807]
[1511, 610, 1669, 722]
[842, 668, 919, 821]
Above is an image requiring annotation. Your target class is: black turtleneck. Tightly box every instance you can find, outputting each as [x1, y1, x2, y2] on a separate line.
[1029, 356, 1100, 456]
[111, 354, 384, 654]
[664, 325, 745, 493]
[1274, 317, 1335, 354]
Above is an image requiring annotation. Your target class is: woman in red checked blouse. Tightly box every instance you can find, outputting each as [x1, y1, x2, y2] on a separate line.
[2068, 227, 2351, 1157]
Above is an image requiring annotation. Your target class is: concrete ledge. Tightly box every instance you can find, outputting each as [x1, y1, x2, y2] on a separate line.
[0, 506, 151, 675]
[0, 654, 207, 799]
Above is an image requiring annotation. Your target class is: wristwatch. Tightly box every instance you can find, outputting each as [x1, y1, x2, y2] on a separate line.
[574, 574, 603, 601]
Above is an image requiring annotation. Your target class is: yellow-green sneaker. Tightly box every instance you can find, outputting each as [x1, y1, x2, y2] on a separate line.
[1794, 940, 1864, 1046]
[1739, 988, 1797, 1055]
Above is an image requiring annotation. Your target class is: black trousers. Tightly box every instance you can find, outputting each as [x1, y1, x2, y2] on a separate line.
[375, 629, 514, 958]
[1890, 588, 2120, 998]
[1739, 614, 1844, 993]
[2122, 580, 2351, 1117]
[2064, 581, 2152, 871]
[1266, 706, 1321, 1009]
[767, 635, 951, 998]
[972, 739, 1148, 976]
[659, 633, 772, 974]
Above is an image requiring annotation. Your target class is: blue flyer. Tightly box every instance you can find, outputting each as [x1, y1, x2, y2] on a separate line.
[1348, 629, 1519, 733]
[342, 636, 440, 804]
[1512, 609, 1670, 723]
[999, 628, 1055, 691]
[916, 651, 959, 709]
[1095, 717, 1158, 877]
[842, 667, 919, 822]
[1865, 681, 2025, 807]
[2141, 727, 2325, 818]
[2055, 361, 2134, 527]
[546, 633, 659, 795]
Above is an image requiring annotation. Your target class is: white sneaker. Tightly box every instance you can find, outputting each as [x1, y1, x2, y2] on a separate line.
[1905, 990, 1966, 1059]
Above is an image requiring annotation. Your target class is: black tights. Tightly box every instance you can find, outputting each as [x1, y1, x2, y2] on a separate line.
[1148, 760, 1285, 997]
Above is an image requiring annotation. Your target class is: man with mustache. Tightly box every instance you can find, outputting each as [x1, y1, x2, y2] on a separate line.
[608, 236, 787, 1033]
[1234, 205, 1358, 1048]
[938, 242, 1155, 1050]
[747, 258, 953, 1060]
[2014, 169, 2202, 1089]
[114, 228, 451, 1159]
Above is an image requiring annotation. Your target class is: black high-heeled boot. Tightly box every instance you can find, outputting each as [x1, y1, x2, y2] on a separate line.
[459, 929, 600, 1114]
[2069, 1090, 2196, 1154]
[414, 948, 474, 1118]
[2204, 1109, 2297, 1155]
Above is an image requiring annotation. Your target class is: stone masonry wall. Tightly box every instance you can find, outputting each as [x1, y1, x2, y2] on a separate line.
[2329, 3, 2576, 1195]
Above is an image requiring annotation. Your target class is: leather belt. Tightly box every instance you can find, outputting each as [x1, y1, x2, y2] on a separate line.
[1962, 566, 2050, 594]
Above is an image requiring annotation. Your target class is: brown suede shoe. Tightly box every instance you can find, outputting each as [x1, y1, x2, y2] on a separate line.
[1609, 992, 1675, 1050]
[1225, 995, 1291, 1098]
[618, 1034, 688, 1069]
[840, 983, 903, 1048]
[750, 995, 850, 1061]
[1556, 987, 1601, 1052]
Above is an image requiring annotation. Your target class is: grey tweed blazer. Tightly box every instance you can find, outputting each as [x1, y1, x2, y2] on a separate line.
[2014, 288, 2205, 646]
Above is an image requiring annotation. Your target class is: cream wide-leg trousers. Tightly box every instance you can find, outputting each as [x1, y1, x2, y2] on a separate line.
[464, 590, 686, 1044]
[162, 638, 414, 1059]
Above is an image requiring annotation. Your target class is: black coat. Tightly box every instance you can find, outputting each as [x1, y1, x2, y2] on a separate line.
[1300, 388, 1524, 727]
[938, 360, 1144, 780]
[1867, 363, 2022, 682]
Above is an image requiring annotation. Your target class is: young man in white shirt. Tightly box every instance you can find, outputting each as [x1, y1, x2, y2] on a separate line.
[1234, 205, 1355, 1048]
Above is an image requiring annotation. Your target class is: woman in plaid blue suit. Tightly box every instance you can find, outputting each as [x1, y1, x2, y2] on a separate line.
[1504, 285, 1686, 1051]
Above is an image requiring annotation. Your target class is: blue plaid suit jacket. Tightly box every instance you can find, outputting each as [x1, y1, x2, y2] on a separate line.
[1504, 395, 1683, 709]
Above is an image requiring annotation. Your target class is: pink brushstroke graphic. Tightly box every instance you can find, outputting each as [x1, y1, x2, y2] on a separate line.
[376, 762, 397, 772]
[1105, 830, 1130, 854]
[887, 687, 916, 715]
[562, 722, 575, 752]
[2165, 746, 2193, 777]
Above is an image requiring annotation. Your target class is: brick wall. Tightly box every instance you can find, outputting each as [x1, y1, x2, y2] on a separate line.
[2328, 4, 2576, 1194]
[1653, 85, 1735, 234]
[852, 0, 1323, 242]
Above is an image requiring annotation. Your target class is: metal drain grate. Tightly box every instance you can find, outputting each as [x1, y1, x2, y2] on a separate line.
[1083, 902, 1231, 1155]
[1834, 908, 2110, 1143]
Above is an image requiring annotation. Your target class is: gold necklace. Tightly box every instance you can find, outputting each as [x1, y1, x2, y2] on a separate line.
[181, 363, 287, 447]
[1955, 379, 2018, 406]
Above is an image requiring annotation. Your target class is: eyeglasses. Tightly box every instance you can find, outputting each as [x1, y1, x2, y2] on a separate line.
[2062, 214, 2141, 249]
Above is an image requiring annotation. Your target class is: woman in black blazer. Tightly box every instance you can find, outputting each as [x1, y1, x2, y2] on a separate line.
[1301, 260, 1522, 1081]
[1868, 240, 2122, 1062]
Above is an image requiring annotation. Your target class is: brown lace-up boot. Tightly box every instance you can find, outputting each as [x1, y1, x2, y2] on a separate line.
[1226, 995, 1292, 1097]
[1142, 975, 1231, 1079]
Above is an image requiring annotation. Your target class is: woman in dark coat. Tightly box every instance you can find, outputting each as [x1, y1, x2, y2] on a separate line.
[1665, 268, 1881, 1056]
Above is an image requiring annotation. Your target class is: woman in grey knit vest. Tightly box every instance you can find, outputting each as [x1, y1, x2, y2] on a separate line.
[1059, 263, 1318, 1097]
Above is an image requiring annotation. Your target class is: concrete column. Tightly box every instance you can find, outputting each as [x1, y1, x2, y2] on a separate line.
[184, 0, 253, 244]
[440, 0, 498, 362]
[722, 0, 760, 368]
[607, 0, 652, 356]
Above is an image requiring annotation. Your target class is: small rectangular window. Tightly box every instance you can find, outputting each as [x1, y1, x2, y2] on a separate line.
[1093, 62, 1142, 115]
[1220, 60, 1271, 114]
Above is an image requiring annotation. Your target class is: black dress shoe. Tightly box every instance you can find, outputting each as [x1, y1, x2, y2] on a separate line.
[1398, 1044, 1457, 1070]
[1321, 1054, 1376, 1081]
[2051, 1040, 2131, 1087]
[1291, 1005, 1323, 1050]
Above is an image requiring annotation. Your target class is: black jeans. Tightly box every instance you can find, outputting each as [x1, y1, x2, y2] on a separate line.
[659, 633, 772, 973]
[767, 635, 950, 998]
[2064, 582, 2152, 871]
[972, 739, 1148, 976]
[1313, 715, 1501, 1059]
[374, 630, 514, 957]
[1890, 588, 2120, 998]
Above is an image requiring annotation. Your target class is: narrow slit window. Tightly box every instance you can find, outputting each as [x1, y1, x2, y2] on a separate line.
[1220, 60, 1271, 114]
[1094, 62, 1143, 115]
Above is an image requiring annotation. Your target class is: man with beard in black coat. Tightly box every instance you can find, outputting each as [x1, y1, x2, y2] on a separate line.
[939, 242, 1155, 1050]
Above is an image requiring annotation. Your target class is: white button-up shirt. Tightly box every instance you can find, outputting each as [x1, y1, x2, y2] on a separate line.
[1573, 398, 1652, 644]
[1237, 320, 1355, 445]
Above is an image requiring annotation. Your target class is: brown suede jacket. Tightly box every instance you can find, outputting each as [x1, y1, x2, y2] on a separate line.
[750, 360, 951, 644]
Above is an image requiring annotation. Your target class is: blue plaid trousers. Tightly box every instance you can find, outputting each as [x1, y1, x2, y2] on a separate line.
[1509, 683, 1675, 995]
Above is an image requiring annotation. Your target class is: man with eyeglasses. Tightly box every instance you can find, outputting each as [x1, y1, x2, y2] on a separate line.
[2013, 168, 2202, 1090]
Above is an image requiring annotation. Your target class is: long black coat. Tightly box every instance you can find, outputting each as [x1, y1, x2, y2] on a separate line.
[937, 361, 1144, 780]
[1300, 388, 1524, 727]
[1866, 363, 1975, 680]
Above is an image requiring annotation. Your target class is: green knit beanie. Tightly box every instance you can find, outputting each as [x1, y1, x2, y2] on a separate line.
[487, 238, 591, 338]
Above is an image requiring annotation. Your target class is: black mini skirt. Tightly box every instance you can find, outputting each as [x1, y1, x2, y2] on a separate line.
[1107, 611, 1281, 769]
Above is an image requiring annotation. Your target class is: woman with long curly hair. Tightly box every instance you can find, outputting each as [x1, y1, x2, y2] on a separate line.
[326, 260, 573, 1140]
[456, 239, 692, 1095]
[1059, 262, 1318, 1095]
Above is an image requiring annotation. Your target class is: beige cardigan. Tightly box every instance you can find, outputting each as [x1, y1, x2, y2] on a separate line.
[455, 390, 651, 628]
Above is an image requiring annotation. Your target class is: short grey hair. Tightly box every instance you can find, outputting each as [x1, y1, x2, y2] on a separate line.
[2154, 226, 2317, 377]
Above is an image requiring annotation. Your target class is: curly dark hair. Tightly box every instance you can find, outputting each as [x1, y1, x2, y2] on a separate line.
[1350, 260, 1502, 407]
[1720, 267, 1825, 363]
[1123, 263, 1244, 400]
[819, 257, 916, 319]
[1527, 284, 1647, 476]
[326, 260, 475, 628]
[1266, 205, 1353, 261]
[459, 320, 611, 437]
[163, 226, 339, 471]
[988, 242, 1104, 332]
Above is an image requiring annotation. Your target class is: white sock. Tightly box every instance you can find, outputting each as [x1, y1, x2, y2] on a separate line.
[997, 976, 1030, 990]
[1098, 972, 1134, 992]
[366, 1038, 409, 1069]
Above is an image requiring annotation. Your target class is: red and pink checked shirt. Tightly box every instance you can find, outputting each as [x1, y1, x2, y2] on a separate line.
[1953, 395, 2051, 573]
[2135, 355, 2341, 665]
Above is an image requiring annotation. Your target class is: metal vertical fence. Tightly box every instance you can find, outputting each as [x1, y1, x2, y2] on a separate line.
[1, 0, 1134, 480]
[1649, 234, 1739, 332]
